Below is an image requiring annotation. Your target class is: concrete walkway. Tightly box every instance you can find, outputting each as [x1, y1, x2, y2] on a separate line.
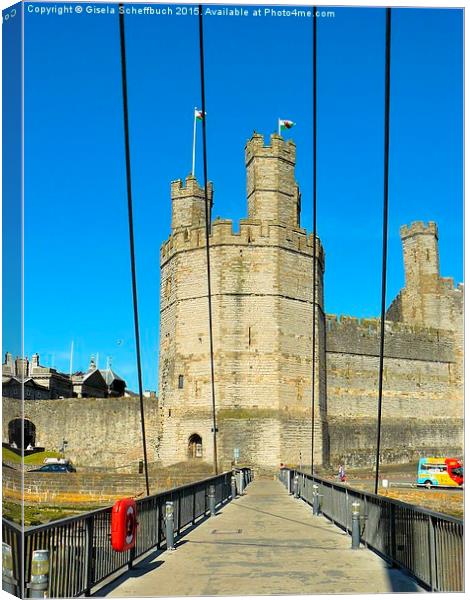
[104, 479, 423, 596]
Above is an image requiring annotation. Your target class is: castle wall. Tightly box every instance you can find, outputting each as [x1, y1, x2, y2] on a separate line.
[2, 396, 160, 469]
[157, 137, 463, 471]
[327, 417, 464, 468]
[325, 315, 463, 466]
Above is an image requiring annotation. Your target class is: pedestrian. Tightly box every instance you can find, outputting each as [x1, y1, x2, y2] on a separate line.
[338, 464, 346, 482]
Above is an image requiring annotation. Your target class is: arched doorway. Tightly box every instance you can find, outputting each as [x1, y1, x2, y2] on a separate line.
[188, 434, 203, 459]
[8, 418, 36, 449]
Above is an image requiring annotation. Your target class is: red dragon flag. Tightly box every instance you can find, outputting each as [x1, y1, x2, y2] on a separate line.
[278, 119, 295, 134]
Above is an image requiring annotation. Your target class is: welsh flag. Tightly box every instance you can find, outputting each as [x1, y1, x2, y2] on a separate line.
[195, 108, 205, 121]
[279, 119, 295, 130]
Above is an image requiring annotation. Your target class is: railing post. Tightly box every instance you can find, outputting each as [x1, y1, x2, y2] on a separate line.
[428, 515, 437, 591]
[128, 546, 136, 570]
[390, 503, 396, 562]
[84, 516, 95, 596]
[192, 488, 197, 524]
[363, 496, 369, 549]
[177, 495, 181, 535]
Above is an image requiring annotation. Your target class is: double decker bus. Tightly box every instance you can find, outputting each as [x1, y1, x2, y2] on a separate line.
[417, 457, 463, 488]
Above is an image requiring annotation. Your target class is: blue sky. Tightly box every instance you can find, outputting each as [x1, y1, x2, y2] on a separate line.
[7, 3, 463, 391]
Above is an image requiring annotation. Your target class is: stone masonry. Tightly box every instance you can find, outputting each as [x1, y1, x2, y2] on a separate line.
[157, 133, 327, 469]
[2, 136, 463, 473]
[156, 133, 463, 470]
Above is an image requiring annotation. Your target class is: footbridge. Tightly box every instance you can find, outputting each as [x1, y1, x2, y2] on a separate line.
[2, 468, 463, 597]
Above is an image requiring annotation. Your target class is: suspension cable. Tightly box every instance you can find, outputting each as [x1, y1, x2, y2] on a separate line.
[118, 5, 150, 496]
[198, 5, 219, 475]
[374, 7, 392, 495]
[310, 6, 318, 476]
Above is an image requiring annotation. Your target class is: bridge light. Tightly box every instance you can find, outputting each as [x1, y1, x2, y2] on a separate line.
[2, 543, 13, 579]
[31, 549, 50, 581]
[28, 549, 50, 598]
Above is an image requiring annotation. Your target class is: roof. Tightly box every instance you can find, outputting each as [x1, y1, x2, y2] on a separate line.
[2, 376, 49, 390]
[100, 369, 126, 385]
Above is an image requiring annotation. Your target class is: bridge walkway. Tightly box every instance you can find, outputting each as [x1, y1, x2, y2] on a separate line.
[104, 479, 423, 596]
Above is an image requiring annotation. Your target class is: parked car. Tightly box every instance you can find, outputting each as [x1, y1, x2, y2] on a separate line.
[30, 463, 76, 473]
[43, 457, 69, 465]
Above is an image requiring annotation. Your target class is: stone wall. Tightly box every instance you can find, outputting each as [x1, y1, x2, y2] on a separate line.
[324, 313, 463, 466]
[2, 396, 160, 468]
[327, 417, 464, 468]
[3, 462, 219, 506]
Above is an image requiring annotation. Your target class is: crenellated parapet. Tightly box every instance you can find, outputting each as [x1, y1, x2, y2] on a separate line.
[245, 131, 296, 165]
[160, 217, 325, 268]
[326, 313, 444, 337]
[400, 220, 438, 240]
[325, 313, 455, 363]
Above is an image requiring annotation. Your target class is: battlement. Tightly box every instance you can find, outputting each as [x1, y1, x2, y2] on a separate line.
[325, 313, 443, 337]
[161, 219, 325, 267]
[400, 221, 438, 240]
[325, 313, 455, 363]
[245, 132, 296, 165]
[171, 174, 213, 200]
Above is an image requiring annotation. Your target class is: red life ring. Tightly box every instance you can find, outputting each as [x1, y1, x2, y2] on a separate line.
[111, 498, 137, 552]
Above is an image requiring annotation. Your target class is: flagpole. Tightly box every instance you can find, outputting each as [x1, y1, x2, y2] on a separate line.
[69, 340, 74, 377]
[192, 107, 197, 176]
[278, 118, 281, 136]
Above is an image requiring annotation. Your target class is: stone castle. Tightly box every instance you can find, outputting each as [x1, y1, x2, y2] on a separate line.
[2, 132, 463, 472]
[156, 132, 464, 470]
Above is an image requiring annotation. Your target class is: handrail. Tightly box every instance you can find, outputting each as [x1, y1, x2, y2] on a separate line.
[283, 468, 463, 523]
[280, 468, 463, 592]
[2, 468, 253, 598]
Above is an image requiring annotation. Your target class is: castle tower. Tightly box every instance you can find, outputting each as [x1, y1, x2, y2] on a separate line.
[157, 132, 328, 471]
[171, 175, 213, 232]
[245, 133, 300, 227]
[387, 221, 463, 332]
[401, 221, 440, 295]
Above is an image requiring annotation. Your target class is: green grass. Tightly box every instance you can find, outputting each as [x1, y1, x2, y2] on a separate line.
[2, 448, 63, 465]
[2, 501, 102, 526]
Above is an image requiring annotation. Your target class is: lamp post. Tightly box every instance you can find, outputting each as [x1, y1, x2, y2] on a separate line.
[208, 484, 216, 516]
[2, 543, 17, 596]
[165, 501, 175, 551]
[351, 501, 361, 549]
[28, 549, 49, 598]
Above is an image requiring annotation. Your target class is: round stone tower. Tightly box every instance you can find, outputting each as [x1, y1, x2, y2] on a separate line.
[157, 132, 327, 471]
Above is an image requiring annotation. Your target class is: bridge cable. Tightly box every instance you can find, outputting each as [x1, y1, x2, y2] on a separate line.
[310, 6, 318, 476]
[118, 5, 150, 496]
[374, 7, 392, 495]
[198, 5, 219, 475]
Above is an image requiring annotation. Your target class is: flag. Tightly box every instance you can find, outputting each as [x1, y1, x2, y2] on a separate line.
[195, 108, 205, 121]
[279, 119, 295, 130]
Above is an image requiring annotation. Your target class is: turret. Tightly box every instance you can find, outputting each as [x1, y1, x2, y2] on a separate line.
[171, 175, 213, 232]
[2, 352, 14, 376]
[245, 132, 300, 227]
[400, 221, 439, 291]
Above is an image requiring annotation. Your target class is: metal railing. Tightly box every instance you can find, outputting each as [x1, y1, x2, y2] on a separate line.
[3, 468, 252, 598]
[280, 468, 463, 592]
